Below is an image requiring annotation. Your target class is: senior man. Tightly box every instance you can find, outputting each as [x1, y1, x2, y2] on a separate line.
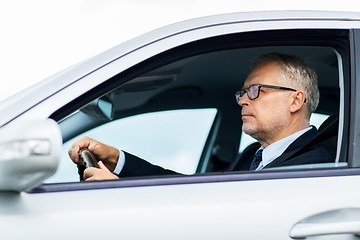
[68, 53, 334, 181]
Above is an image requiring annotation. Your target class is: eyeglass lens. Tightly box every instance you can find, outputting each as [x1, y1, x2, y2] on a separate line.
[248, 85, 259, 99]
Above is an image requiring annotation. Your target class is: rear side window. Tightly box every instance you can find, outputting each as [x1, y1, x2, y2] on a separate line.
[47, 109, 217, 183]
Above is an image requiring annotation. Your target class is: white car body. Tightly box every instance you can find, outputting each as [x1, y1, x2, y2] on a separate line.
[1, 11, 360, 239]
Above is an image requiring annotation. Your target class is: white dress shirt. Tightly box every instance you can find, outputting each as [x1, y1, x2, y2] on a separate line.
[113, 150, 125, 175]
[255, 127, 312, 170]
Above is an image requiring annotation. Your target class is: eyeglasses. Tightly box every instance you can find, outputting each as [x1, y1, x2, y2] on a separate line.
[235, 84, 299, 102]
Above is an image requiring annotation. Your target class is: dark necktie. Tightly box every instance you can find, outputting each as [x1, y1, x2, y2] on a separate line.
[249, 149, 263, 170]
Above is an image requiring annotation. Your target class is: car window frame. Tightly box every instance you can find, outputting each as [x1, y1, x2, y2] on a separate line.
[42, 28, 356, 192]
[348, 29, 360, 168]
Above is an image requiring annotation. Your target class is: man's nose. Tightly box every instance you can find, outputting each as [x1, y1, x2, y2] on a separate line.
[238, 93, 250, 106]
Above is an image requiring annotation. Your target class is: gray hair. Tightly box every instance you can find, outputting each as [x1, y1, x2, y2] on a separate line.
[253, 53, 320, 118]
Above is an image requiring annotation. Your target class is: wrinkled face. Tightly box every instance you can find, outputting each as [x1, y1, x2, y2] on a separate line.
[238, 62, 292, 143]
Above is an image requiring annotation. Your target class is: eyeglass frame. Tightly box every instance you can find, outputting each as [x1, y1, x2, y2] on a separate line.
[235, 84, 306, 103]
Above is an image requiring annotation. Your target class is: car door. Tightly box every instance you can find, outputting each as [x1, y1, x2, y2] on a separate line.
[1, 11, 360, 240]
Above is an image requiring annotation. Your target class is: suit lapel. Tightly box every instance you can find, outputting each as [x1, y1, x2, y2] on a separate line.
[263, 126, 318, 169]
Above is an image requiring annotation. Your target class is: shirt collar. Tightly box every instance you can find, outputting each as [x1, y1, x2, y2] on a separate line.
[257, 127, 312, 170]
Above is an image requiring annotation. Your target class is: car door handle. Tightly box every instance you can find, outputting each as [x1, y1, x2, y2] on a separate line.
[290, 208, 360, 239]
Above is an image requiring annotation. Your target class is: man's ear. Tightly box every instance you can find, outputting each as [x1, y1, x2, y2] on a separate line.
[289, 90, 306, 113]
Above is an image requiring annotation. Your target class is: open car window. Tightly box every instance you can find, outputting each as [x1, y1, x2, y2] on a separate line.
[50, 28, 349, 186]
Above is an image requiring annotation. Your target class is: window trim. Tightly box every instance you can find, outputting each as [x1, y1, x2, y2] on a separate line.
[30, 167, 360, 194]
[349, 29, 360, 167]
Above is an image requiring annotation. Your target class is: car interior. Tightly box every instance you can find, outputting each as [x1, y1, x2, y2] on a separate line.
[51, 29, 350, 183]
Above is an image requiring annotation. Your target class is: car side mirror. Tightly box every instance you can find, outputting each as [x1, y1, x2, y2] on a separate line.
[0, 119, 61, 192]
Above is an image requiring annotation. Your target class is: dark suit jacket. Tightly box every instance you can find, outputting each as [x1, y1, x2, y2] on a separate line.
[119, 152, 179, 177]
[117, 126, 335, 178]
[231, 126, 334, 171]
[77, 151, 179, 181]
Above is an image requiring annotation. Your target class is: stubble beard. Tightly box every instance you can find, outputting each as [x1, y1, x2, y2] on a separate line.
[242, 114, 287, 144]
[242, 122, 266, 142]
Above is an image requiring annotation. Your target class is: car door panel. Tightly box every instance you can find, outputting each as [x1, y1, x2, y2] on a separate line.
[1, 172, 360, 239]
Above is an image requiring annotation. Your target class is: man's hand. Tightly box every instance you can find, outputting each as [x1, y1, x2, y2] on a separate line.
[83, 161, 120, 181]
[68, 136, 119, 172]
